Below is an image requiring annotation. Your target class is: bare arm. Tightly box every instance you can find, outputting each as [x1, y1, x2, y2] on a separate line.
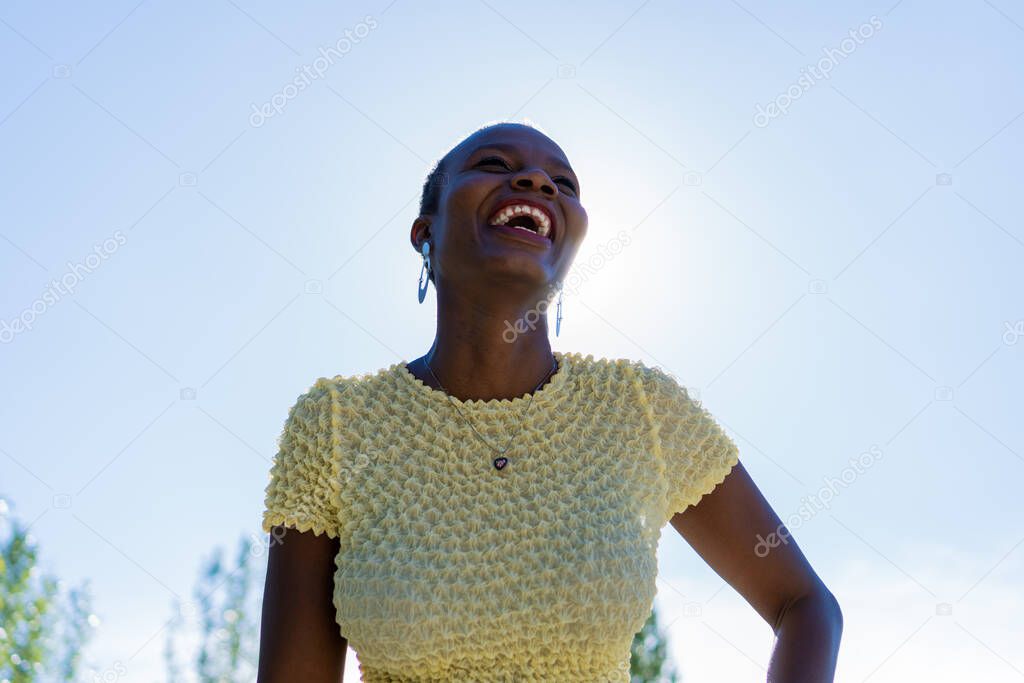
[670, 461, 843, 682]
[257, 525, 347, 682]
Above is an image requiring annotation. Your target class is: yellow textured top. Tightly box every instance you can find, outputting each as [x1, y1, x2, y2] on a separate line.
[261, 350, 739, 682]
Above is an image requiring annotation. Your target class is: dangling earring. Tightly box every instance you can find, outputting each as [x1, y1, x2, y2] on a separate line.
[555, 282, 564, 337]
[417, 242, 431, 304]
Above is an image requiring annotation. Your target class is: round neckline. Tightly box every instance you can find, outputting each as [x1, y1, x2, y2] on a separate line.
[395, 350, 573, 408]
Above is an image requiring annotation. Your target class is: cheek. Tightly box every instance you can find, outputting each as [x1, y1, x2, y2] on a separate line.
[444, 176, 498, 219]
[435, 178, 500, 253]
[567, 203, 588, 235]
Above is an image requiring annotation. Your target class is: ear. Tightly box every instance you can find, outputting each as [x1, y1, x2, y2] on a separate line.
[410, 216, 431, 253]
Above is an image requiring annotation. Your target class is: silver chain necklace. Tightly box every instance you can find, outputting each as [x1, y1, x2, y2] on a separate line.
[424, 355, 559, 471]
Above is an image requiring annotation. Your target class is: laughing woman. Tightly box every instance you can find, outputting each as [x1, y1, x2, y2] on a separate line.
[255, 121, 842, 682]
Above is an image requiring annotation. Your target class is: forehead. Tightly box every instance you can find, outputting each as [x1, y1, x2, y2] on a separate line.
[451, 125, 573, 170]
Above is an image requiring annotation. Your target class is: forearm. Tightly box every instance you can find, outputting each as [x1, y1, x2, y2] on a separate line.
[766, 591, 843, 683]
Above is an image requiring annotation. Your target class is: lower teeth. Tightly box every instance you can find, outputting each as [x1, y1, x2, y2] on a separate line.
[494, 223, 542, 236]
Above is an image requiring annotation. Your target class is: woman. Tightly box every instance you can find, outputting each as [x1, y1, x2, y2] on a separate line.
[256, 121, 842, 682]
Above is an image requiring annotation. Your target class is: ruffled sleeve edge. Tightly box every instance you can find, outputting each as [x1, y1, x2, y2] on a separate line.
[261, 376, 352, 540]
[632, 361, 741, 520]
[676, 433, 739, 514]
[261, 511, 339, 539]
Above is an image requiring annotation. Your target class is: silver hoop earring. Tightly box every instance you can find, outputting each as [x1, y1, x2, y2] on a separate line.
[417, 242, 431, 304]
[555, 283, 564, 337]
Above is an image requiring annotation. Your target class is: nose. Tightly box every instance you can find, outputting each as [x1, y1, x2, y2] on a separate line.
[510, 167, 558, 197]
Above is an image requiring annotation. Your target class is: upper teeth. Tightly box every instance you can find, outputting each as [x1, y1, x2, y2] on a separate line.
[488, 204, 552, 238]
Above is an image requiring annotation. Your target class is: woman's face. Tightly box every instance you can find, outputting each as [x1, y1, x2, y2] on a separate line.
[412, 124, 587, 297]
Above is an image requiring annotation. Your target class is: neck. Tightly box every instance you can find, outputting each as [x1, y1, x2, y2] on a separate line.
[412, 286, 559, 402]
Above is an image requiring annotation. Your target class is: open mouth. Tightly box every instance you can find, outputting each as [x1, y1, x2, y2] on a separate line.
[486, 203, 553, 240]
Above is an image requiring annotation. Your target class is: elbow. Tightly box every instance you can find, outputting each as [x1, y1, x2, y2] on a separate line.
[821, 587, 843, 636]
[818, 588, 844, 657]
[773, 586, 843, 640]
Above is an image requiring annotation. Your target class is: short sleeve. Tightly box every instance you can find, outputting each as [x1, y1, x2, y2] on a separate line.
[261, 381, 341, 538]
[638, 365, 739, 518]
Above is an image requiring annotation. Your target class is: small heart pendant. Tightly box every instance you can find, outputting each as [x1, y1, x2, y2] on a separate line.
[493, 457, 508, 470]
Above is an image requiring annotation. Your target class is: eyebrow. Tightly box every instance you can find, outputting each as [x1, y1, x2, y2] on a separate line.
[466, 143, 576, 177]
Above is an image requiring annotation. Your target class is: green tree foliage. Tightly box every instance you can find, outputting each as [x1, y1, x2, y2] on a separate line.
[630, 606, 681, 683]
[165, 534, 261, 682]
[0, 498, 95, 682]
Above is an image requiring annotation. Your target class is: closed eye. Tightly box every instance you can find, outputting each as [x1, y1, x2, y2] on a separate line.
[476, 155, 512, 170]
[555, 177, 578, 194]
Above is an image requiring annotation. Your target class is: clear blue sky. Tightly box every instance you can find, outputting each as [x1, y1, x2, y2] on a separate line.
[2, 1, 1022, 680]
